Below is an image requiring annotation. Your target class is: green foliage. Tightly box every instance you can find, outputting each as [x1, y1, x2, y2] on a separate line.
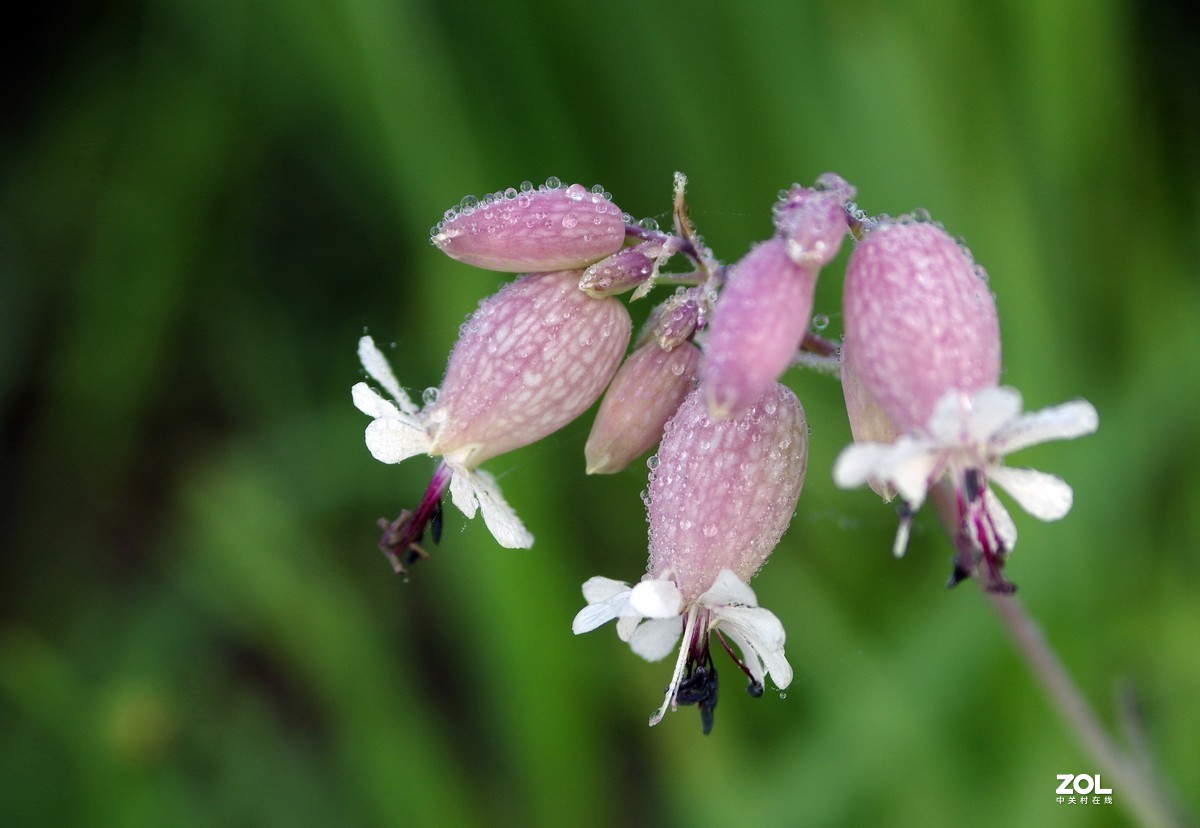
[2, 0, 1197, 825]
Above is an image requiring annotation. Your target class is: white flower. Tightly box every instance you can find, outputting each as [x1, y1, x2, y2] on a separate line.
[834, 386, 1098, 558]
[572, 568, 792, 730]
[352, 335, 532, 550]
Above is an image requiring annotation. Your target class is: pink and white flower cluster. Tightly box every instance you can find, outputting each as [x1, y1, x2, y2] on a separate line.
[352, 174, 1097, 731]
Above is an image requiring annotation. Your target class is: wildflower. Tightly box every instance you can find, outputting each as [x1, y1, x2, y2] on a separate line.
[354, 270, 631, 572]
[833, 218, 1097, 590]
[702, 179, 852, 419]
[835, 387, 1098, 570]
[573, 383, 807, 732]
[584, 339, 701, 474]
[431, 180, 626, 272]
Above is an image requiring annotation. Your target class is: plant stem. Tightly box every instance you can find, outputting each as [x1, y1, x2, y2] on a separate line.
[985, 590, 1185, 827]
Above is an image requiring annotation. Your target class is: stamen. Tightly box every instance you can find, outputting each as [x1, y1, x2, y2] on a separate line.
[377, 462, 452, 576]
[714, 628, 764, 696]
[650, 608, 699, 727]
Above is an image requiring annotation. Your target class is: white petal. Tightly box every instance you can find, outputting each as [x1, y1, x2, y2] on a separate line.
[628, 617, 683, 662]
[881, 440, 942, 508]
[989, 465, 1074, 521]
[580, 576, 631, 604]
[364, 418, 432, 464]
[616, 615, 642, 641]
[698, 569, 758, 608]
[448, 467, 478, 519]
[572, 603, 616, 635]
[650, 609, 700, 727]
[718, 625, 766, 684]
[925, 389, 970, 441]
[352, 382, 399, 419]
[832, 442, 894, 489]
[992, 399, 1099, 455]
[630, 578, 684, 618]
[984, 487, 1019, 551]
[573, 577, 634, 635]
[965, 386, 1023, 442]
[716, 605, 792, 689]
[468, 468, 534, 549]
[358, 336, 418, 414]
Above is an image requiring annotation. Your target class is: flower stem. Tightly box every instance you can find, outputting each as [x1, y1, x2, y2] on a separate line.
[985, 590, 1185, 827]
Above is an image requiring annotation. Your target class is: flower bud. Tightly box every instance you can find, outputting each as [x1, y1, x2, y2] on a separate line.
[648, 383, 808, 604]
[584, 340, 701, 474]
[431, 181, 626, 272]
[773, 174, 854, 266]
[702, 238, 816, 418]
[635, 289, 701, 352]
[578, 240, 661, 298]
[430, 270, 632, 465]
[841, 219, 1000, 432]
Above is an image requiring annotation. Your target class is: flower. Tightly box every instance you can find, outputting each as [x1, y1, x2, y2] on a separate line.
[834, 386, 1099, 565]
[573, 383, 806, 732]
[573, 569, 791, 734]
[702, 178, 852, 419]
[584, 339, 701, 474]
[354, 270, 631, 571]
[431, 180, 626, 272]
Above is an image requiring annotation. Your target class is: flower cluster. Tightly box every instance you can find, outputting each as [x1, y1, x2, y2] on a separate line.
[353, 174, 1097, 730]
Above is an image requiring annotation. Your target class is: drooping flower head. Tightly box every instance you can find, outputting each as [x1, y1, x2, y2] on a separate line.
[574, 383, 807, 733]
[702, 177, 853, 419]
[431, 179, 627, 273]
[354, 270, 631, 572]
[833, 218, 1098, 591]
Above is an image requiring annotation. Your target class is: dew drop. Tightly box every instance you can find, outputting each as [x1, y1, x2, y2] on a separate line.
[812, 313, 830, 331]
[422, 387, 440, 405]
[460, 194, 478, 211]
[545, 176, 561, 190]
[647, 455, 660, 470]
[520, 180, 534, 193]
[702, 523, 717, 538]
[504, 187, 518, 200]
[562, 213, 579, 229]
[639, 217, 659, 232]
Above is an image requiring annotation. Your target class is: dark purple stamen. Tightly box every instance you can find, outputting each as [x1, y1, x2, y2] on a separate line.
[948, 472, 1016, 594]
[715, 628, 765, 696]
[377, 462, 452, 576]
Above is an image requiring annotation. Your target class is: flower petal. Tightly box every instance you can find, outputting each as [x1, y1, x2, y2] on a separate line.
[984, 487, 1018, 551]
[352, 382, 399, 419]
[832, 441, 894, 489]
[697, 568, 758, 608]
[358, 336, 418, 414]
[965, 386, 1023, 442]
[630, 578, 685, 618]
[879, 439, 941, 507]
[448, 467, 479, 519]
[364, 417, 432, 464]
[581, 576, 631, 604]
[989, 465, 1074, 521]
[992, 399, 1099, 455]
[628, 617, 683, 662]
[716, 605, 792, 689]
[469, 468, 534, 548]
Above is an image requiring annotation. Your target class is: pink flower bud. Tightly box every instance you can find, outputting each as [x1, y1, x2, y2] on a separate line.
[578, 240, 661, 298]
[430, 270, 632, 464]
[702, 238, 817, 418]
[648, 383, 808, 605]
[773, 173, 854, 266]
[584, 340, 701, 474]
[648, 291, 701, 351]
[431, 181, 626, 272]
[841, 219, 1000, 432]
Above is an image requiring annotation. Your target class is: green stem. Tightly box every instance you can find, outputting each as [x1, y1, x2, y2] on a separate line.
[985, 591, 1185, 827]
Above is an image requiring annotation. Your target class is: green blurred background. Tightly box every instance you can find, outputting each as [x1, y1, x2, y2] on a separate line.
[2, 0, 1197, 825]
